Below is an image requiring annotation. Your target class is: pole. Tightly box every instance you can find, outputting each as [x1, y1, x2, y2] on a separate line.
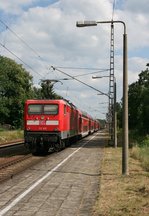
[122, 32, 129, 175]
[114, 80, 117, 148]
[76, 20, 129, 175]
[96, 21, 129, 174]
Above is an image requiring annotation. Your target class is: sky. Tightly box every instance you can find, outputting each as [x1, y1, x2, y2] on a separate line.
[0, 0, 149, 119]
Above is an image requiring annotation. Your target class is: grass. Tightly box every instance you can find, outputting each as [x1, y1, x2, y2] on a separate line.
[92, 133, 149, 216]
[0, 129, 23, 143]
[131, 135, 149, 171]
[131, 146, 149, 171]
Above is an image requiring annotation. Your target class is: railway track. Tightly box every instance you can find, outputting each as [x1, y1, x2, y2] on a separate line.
[0, 139, 24, 148]
[0, 139, 78, 183]
[0, 154, 31, 170]
[0, 140, 47, 183]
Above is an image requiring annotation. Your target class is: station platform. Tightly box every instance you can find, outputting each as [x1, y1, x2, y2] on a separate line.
[0, 132, 107, 216]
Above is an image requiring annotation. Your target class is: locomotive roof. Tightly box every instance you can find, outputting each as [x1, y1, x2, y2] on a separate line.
[25, 99, 77, 108]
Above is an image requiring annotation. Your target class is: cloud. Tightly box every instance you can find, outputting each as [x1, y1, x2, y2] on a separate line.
[0, 0, 36, 15]
[0, 0, 148, 119]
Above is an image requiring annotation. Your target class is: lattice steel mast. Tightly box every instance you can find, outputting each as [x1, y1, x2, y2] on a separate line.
[108, 23, 115, 144]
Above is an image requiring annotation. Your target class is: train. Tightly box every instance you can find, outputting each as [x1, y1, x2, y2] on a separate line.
[24, 99, 100, 154]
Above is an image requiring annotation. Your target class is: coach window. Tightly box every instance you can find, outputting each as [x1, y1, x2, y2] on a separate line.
[44, 104, 58, 115]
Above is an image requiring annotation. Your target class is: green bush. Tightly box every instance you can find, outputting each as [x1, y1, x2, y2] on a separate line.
[139, 135, 149, 147]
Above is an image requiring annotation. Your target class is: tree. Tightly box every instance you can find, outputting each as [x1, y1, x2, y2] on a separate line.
[128, 81, 141, 129]
[116, 102, 122, 129]
[0, 56, 34, 128]
[128, 68, 149, 134]
[40, 80, 55, 99]
[0, 56, 63, 128]
[40, 80, 62, 99]
[138, 69, 149, 133]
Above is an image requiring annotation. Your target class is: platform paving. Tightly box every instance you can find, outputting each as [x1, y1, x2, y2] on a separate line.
[0, 132, 105, 216]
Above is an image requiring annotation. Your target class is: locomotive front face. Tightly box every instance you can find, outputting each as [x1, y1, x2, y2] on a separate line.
[24, 101, 62, 154]
[25, 103, 59, 132]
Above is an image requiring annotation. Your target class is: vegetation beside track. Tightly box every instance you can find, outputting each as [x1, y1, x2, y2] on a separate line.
[93, 146, 149, 216]
[0, 129, 23, 143]
[131, 145, 149, 172]
[130, 133, 149, 172]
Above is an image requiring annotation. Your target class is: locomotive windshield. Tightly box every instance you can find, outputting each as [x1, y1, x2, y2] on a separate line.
[28, 104, 58, 115]
[44, 104, 58, 114]
[28, 104, 42, 114]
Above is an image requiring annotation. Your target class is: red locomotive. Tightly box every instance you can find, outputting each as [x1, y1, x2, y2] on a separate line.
[24, 99, 100, 154]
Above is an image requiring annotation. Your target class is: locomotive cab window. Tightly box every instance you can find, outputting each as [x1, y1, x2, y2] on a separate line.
[44, 104, 58, 115]
[28, 104, 42, 114]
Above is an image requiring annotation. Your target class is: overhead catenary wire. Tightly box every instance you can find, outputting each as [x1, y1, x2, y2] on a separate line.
[51, 67, 110, 79]
[55, 66, 109, 70]
[0, 19, 43, 60]
[53, 70, 110, 80]
[0, 42, 42, 77]
[66, 69, 110, 78]
[51, 66, 109, 97]
[0, 18, 50, 78]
